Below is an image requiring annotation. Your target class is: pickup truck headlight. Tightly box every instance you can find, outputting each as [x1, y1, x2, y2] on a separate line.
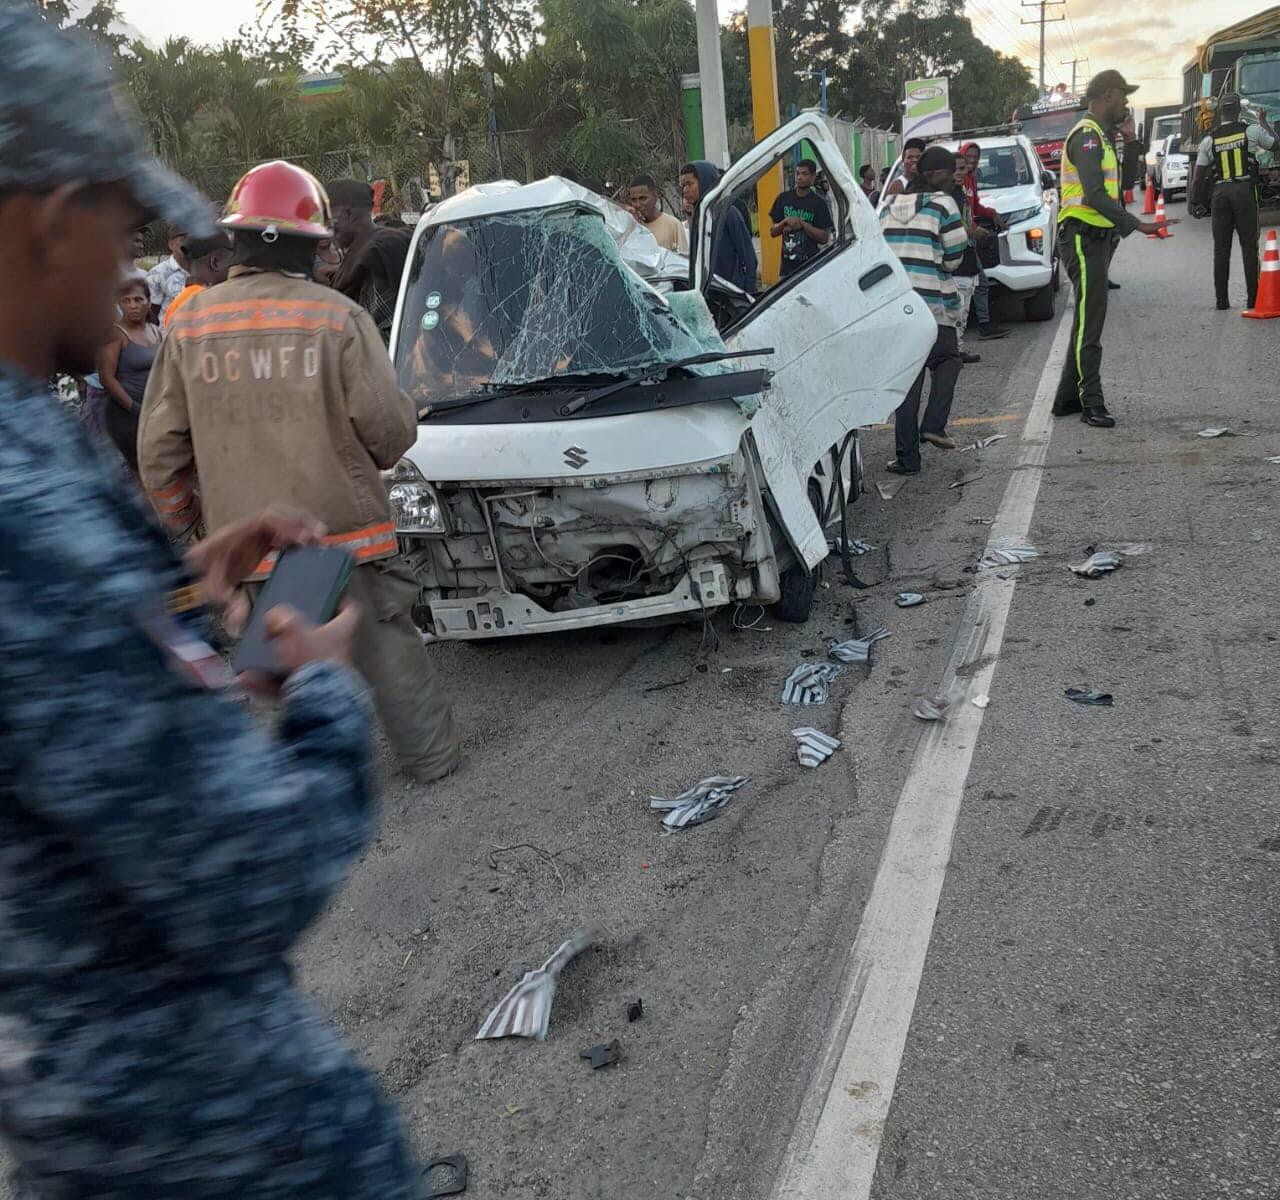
[386, 458, 446, 534]
[1003, 205, 1043, 227]
[1026, 227, 1045, 254]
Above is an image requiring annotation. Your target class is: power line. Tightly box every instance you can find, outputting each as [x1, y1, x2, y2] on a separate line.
[1021, 0, 1066, 95]
[1060, 55, 1088, 93]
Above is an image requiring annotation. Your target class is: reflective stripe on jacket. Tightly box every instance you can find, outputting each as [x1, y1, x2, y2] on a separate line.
[138, 269, 415, 571]
[1211, 121, 1253, 184]
[1058, 116, 1120, 228]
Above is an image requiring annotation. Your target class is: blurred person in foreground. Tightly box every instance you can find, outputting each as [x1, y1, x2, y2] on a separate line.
[139, 161, 461, 783]
[0, 10, 426, 1198]
[327, 178, 414, 343]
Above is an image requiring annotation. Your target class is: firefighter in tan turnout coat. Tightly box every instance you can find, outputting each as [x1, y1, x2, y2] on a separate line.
[140, 160, 460, 781]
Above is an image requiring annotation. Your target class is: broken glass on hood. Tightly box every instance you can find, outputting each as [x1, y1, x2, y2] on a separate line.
[395, 181, 766, 424]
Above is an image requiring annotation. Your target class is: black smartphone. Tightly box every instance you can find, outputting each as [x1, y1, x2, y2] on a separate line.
[230, 545, 355, 677]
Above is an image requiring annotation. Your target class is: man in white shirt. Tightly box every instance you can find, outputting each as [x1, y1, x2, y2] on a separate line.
[626, 173, 689, 253]
[146, 221, 189, 322]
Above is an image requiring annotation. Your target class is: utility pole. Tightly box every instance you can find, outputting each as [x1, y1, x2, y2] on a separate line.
[1060, 56, 1089, 95]
[748, 0, 783, 286]
[1021, 0, 1066, 97]
[477, 0, 503, 177]
[694, 0, 731, 170]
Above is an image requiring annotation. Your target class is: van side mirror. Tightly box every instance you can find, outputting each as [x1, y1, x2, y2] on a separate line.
[1041, 171, 1057, 188]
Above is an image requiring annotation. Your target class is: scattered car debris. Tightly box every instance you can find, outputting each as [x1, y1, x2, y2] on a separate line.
[422, 1154, 469, 1198]
[913, 693, 955, 722]
[972, 694, 991, 709]
[968, 517, 995, 525]
[792, 727, 841, 767]
[827, 627, 891, 664]
[962, 434, 1009, 452]
[476, 927, 597, 1041]
[581, 1040, 624, 1069]
[1266, 455, 1280, 464]
[1065, 688, 1114, 706]
[1197, 427, 1236, 438]
[649, 775, 750, 831]
[830, 536, 876, 556]
[627, 999, 644, 1023]
[877, 478, 906, 501]
[980, 541, 1040, 568]
[1069, 550, 1123, 578]
[895, 592, 926, 608]
[949, 472, 984, 489]
[781, 662, 842, 705]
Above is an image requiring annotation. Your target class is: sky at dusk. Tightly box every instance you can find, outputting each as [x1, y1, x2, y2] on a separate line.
[115, 0, 1273, 108]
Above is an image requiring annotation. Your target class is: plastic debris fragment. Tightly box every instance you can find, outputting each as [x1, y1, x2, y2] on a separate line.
[877, 478, 906, 500]
[913, 694, 954, 721]
[649, 774, 750, 830]
[980, 540, 1040, 567]
[627, 999, 644, 1023]
[962, 434, 1009, 452]
[792, 727, 841, 768]
[581, 1040, 624, 1069]
[829, 536, 876, 556]
[1196, 428, 1235, 438]
[972, 694, 991, 709]
[1069, 550, 1123, 578]
[895, 592, 926, 608]
[781, 662, 842, 705]
[827, 627, 891, 664]
[949, 473, 984, 489]
[1266, 456, 1280, 464]
[1065, 688, 1113, 706]
[476, 928, 597, 1041]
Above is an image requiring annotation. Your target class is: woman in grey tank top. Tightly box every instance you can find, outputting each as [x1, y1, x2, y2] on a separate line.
[98, 274, 160, 475]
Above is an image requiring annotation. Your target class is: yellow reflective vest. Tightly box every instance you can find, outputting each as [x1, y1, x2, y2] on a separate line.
[1058, 115, 1120, 228]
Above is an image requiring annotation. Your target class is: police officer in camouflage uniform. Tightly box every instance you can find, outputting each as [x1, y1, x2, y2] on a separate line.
[0, 11, 425, 1198]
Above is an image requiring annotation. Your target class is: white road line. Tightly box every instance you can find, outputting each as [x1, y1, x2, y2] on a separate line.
[771, 311, 1073, 1200]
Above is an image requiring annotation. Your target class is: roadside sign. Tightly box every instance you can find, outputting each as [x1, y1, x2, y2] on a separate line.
[902, 77, 953, 140]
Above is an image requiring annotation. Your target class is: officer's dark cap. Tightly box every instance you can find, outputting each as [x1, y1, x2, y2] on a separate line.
[1220, 93, 1243, 111]
[1085, 69, 1139, 100]
[0, 8, 212, 235]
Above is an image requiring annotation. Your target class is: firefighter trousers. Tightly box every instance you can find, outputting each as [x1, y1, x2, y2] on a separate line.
[346, 557, 461, 781]
[1054, 220, 1113, 414]
[1211, 180, 1260, 308]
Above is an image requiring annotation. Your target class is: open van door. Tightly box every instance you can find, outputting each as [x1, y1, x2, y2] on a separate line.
[695, 113, 935, 571]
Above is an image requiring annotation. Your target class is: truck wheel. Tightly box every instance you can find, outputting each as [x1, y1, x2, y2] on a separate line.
[1025, 280, 1055, 322]
[773, 479, 824, 624]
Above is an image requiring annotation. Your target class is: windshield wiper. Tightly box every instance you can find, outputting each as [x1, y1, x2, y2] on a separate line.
[419, 374, 625, 418]
[558, 348, 774, 417]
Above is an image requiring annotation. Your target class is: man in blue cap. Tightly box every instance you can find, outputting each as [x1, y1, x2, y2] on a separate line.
[0, 10, 425, 1198]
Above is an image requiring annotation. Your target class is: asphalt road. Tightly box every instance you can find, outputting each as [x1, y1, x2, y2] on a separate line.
[5, 203, 1277, 1198]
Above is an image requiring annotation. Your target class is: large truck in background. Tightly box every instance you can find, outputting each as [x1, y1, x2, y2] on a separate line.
[1182, 7, 1280, 200]
[1013, 92, 1084, 173]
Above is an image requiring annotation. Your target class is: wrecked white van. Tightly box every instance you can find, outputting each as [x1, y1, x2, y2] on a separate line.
[387, 113, 935, 640]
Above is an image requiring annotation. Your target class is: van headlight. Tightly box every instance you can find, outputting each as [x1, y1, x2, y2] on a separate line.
[1003, 205, 1043, 227]
[386, 458, 447, 534]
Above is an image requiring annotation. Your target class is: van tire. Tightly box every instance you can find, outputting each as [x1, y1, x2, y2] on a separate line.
[1025, 280, 1055, 322]
[773, 479, 824, 624]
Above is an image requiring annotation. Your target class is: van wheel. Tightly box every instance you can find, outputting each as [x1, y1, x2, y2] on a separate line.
[773, 480, 824, 624]
[1025, 280, 1055, 322]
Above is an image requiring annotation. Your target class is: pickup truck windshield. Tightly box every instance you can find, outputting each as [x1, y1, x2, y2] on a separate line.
[394, 206, 705, 409]
[976, 144, 1036, 189]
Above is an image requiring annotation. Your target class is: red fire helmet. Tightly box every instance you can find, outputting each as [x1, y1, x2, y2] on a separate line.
[220, 160, 333, 239]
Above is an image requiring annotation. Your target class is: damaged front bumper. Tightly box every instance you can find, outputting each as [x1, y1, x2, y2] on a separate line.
[394, 454, 780, 640]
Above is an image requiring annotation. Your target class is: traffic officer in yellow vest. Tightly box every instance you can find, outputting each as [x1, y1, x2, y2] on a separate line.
[1188, 93, 1277, 309]
[1053, 70, 1173, 427]
[140, 161, 461, 782]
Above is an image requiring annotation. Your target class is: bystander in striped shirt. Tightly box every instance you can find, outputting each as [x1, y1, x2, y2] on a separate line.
[878, 189, 969, 327]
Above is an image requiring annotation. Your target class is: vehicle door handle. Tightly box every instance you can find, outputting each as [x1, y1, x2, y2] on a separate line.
[860, 264, 894, 291]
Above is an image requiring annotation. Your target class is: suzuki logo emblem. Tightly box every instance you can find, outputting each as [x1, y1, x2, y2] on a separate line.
[563, 445, 589, 469]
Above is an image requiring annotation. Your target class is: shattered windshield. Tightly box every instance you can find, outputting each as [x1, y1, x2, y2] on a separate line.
[394, 204, 707, 407]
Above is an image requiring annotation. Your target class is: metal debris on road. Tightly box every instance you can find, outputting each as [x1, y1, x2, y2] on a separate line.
[792, 727, 841, 768]
[1197, 427, 1236, 438]
[972, 694, 991, 709]
[1065, 688, 1114, 706]
[781, 662, 842, 705]
[830, 536, 876, 556]
[895, 592, 926, 608]
[968, 517, 995, 525]
[913, 693, 955, 721]
[627, 999, 644, 1023]
[649, 775, 750, 831]
[980, 540, 1040, 568]
[827, 627, 891, 664]
[1266, 456, 1280, 464]
[476, 927, 597, 1042]
[877, 477, 906, 501]
[422, 1154, 469, 1198]
[581, 1040, 624, 1069]
[962, 434, 1009, 452]
[1069, 550, 1123, 578]
[949, 473, 984, 489]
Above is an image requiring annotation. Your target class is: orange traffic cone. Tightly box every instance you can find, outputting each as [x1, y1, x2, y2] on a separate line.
[1124, 187, 1134, 204]
[1243, 229, 1280, 319]
[1142, 178, 1157, 215]
[1146, 193, 1172, 239]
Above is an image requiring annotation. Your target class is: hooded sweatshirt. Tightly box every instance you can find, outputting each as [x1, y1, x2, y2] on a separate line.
[687, 160, 759, 295]
[958, 143, 1000, 222]
[879, 185, 968, 327]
